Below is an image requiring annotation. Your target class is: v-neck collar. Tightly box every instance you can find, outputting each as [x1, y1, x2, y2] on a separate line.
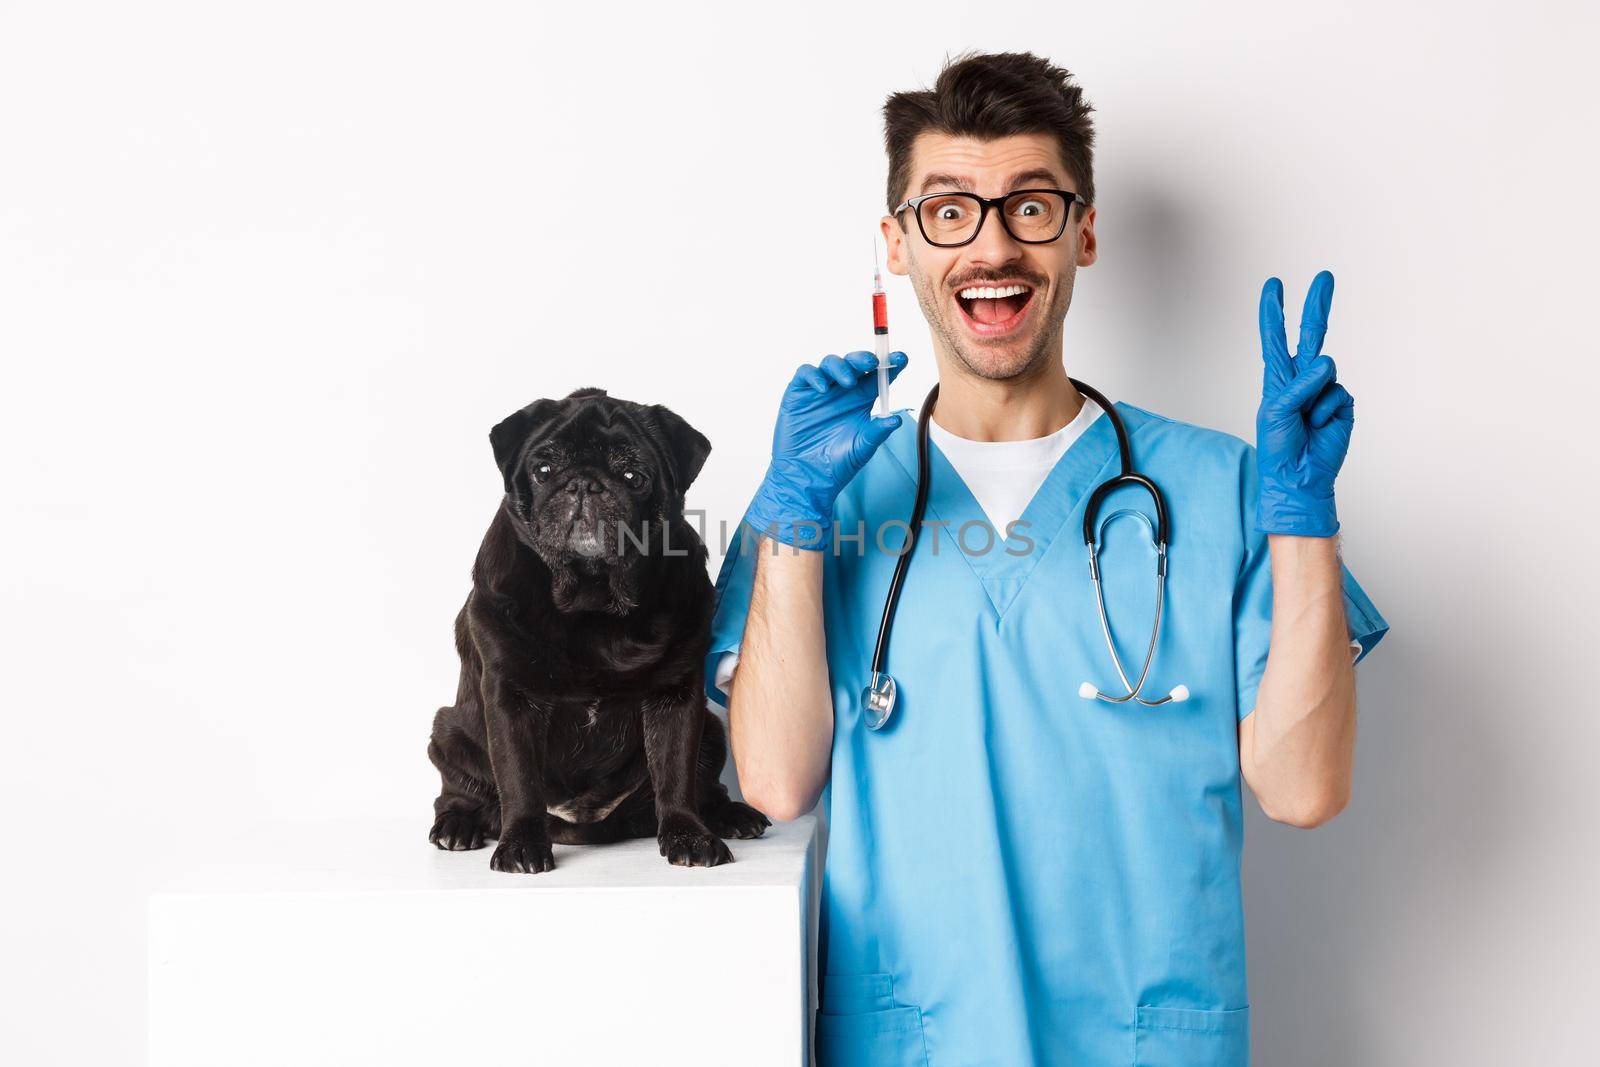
[880, 401, 1125, 618]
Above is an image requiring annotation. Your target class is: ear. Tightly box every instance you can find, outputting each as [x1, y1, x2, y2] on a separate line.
[648, 404, 711, 494]
[488, 400, 557, 496]
[881, 215, 910, 277]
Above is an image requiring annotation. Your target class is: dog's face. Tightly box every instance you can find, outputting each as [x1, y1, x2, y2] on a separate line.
[488, 388, 710, 611]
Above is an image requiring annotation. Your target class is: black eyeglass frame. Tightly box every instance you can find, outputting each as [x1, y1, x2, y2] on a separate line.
[891, 188, 1090, 248]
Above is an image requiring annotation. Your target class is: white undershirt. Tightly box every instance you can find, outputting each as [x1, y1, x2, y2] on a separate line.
[926, 396, 1104, 534]
[710, 396, 1359, 701]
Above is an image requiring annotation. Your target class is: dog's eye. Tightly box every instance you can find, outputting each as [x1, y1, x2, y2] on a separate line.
[531, 462, 553, 484]
[621, 469, 648, 490]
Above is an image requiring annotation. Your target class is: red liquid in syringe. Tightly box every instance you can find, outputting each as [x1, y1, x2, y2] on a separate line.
[872, 244, 891, 415]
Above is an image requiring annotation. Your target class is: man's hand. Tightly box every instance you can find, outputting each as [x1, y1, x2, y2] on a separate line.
[743, 351, 907, 548]
[1255, 269, 1355, 537]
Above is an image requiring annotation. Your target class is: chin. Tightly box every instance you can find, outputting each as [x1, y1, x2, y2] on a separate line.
[955, 345, 1039, 380]
[947, 325, 1055, 381]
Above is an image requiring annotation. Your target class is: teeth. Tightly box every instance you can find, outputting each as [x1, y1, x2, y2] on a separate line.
[958, 284, 1030, 300]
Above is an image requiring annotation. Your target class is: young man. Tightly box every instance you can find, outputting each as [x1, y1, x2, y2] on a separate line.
[707, 51, 1388, 1066]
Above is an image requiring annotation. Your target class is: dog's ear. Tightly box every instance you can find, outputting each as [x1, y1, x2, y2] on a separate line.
[489, 400, 557, 496]
[648, 404, 711, 494]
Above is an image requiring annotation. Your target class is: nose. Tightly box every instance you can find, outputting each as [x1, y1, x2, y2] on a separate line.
[967, 203, 1024, 262]
[564, 474, 606, 496]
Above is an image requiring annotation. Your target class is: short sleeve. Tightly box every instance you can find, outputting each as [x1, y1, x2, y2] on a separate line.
[1234, 446, 1391, 719]
[705, 520, 762, 708]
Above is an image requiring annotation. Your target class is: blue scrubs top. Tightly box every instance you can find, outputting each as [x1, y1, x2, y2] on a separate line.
[706, 403, 1389, 1067]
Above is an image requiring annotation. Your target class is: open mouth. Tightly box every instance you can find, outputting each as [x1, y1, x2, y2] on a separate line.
[954, 282, 1035, 338]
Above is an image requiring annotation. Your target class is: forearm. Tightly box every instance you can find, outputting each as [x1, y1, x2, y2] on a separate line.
[1240, 534, 1357, 827]
[726, 537, 834, 820]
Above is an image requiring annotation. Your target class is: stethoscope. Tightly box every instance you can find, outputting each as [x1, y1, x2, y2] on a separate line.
[862, 379, 1191, 731]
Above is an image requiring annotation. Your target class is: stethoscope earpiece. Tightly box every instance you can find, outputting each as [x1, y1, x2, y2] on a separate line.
[1079, 682, 1190, 705]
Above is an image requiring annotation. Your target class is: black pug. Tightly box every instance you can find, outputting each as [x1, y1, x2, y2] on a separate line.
[427, 387, 769, 873]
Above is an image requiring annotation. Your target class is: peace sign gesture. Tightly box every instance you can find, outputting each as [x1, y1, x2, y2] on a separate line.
[1254, 269, 1355, 538]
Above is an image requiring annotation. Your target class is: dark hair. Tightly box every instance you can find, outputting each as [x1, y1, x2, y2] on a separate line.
[882, 50, 1097, 219]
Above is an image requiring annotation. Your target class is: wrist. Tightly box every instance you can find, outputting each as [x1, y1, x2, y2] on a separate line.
[1256, 481, 1338, 538]
[742, 518, 831, 550]
[1266, 532, 1342, 559]
[1256, 513, 1340, 538]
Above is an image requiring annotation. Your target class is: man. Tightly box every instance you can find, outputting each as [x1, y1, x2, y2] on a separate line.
[706, 51, 1387, 1066]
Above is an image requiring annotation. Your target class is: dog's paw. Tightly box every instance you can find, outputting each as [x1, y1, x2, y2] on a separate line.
[490, 832, 556, 874]
[703, 800, 772, 840]
[429, 810, 487, 851]
[657, 812, 734, 868]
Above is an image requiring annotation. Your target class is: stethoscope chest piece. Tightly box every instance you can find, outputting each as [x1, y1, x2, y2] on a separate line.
[863, 672, 897, 730]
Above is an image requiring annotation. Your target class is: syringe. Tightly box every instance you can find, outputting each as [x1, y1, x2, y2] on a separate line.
[872, 239, 891, 417]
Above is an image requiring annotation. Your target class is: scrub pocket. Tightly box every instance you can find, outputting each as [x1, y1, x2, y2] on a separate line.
[814, 972, 929, 1067]
[1134, 1004, 1250, 1067]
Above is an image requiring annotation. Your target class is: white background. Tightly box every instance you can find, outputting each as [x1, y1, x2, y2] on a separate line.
[3, 1, 1597, 1063]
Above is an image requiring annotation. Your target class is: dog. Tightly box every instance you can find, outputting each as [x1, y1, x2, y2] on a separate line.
[427, 387, 769, 872]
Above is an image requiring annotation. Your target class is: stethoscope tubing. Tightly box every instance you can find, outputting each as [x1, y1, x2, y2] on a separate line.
[1086, 514, 1175, 706]
[869, 382, 938, 677]
[865, 378, 1185, 730]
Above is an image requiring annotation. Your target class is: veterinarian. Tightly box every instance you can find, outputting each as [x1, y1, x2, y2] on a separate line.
[706, 52, 1388, 1067]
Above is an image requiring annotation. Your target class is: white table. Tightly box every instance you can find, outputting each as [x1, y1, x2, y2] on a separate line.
[148, 815, 820, 1066]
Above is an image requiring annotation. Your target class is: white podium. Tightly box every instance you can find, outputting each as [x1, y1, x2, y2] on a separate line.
[148, 815, 820, 1067]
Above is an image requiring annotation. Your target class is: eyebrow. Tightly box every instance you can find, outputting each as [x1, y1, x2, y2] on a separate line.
[917, 168, 1064, 196]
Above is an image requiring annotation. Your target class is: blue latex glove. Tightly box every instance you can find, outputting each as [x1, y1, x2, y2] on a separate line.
[1255, 269, 1355, 537]
[744, 350, 908, 548]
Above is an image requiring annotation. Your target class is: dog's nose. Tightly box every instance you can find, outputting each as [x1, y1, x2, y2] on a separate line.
[564, 475, 606, 496]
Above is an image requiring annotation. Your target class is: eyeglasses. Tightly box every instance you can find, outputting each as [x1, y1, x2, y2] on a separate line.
[891, 188, 1089, 248]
